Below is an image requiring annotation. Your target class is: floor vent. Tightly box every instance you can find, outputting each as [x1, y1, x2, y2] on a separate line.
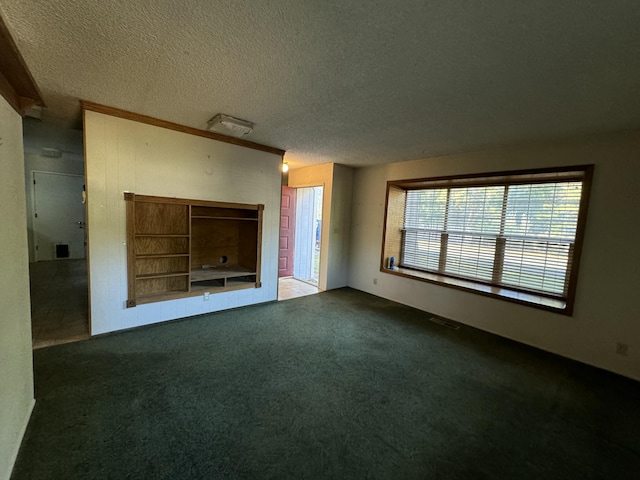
[428, 316, 460, 330]
[55, 243, 70, 259]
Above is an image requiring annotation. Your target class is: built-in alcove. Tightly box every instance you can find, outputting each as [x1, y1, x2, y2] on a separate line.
[125, 193, 263, 307]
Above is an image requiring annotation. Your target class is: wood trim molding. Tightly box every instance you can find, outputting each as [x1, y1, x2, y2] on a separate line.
[563, 164, 595, 316]
[125, 193, 262, 211]
[0, 14, 44, 114]
[388, 165, 591, 190]
[81, 100, 285, 157]
[125, 197, 137, 308]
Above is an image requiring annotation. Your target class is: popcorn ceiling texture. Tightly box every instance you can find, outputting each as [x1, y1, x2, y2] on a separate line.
[1, 0, 640, 167]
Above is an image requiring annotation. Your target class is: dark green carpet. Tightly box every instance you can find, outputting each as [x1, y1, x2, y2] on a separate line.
[12, 288, 640, 479]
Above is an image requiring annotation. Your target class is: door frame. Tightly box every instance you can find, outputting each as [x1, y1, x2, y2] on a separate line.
[279, 182, 325, 289]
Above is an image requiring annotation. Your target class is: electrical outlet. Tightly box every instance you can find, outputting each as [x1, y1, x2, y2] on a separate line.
[616, 342, 629, 356]
[204, 292, 210, 301]
[373, 278, 378, 285]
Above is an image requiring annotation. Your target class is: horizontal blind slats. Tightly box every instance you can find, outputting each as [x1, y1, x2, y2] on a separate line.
[402, 230, 441, 271]
[402, 179, 582, 298]
[503, 182, 581, 240]
[445, 234, 495, 281]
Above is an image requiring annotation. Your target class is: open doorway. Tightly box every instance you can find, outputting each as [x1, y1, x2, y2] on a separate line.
[278, 185, 323, 301]
[29, 171, 89, 348]
[293, 186, 322, 285]
[24, 120, 90, 349]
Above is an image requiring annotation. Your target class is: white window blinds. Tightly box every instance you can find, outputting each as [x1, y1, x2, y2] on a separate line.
[401, 176, 584, 299]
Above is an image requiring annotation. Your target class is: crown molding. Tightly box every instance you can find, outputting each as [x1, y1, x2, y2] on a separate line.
[81, 100, 285, 157]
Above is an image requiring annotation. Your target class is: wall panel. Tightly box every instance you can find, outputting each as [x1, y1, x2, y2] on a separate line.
[84, 111, 281, 334]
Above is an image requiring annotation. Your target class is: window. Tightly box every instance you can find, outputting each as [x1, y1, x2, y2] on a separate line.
[382, 166, 593, 314]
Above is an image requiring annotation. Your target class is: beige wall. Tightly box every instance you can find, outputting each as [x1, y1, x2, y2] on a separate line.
[84, 111, 282, 335]
[288, 163, 353, 290]
[328, 164, 354, 289]
[0, 98, 35, 480]
[349, 131, 640, 381]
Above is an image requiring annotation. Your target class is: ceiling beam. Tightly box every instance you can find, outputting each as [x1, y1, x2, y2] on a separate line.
[0, 14, 44, 115]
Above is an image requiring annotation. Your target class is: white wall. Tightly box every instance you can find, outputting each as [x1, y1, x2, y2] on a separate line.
[288, 163, 353, 290]
[22, 120, 84, 262]
[349, 131, 640, 381]
[0, 98, 35, 480]
[84, 111, 282, 335]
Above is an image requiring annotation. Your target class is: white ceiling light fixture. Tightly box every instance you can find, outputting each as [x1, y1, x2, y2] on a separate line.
[207, 113, 254, 137]
[41, 147, 62, 158]
[25, 105, 43, 120]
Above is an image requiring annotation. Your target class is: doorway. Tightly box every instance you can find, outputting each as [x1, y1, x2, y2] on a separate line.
[29, 171, 89, 348]
[278, 185, 323, 301]
[293, 186, 322, 285]
[33, 172, 86, 261]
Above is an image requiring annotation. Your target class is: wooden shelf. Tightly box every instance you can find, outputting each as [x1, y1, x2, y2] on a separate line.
[135, 290, 191, 305]
[136, 272, 190, 280]
[191, 216, 258, 221]
[190, 282, 255, 294]
[190, 266, 256, 282]
[135, 234, 189, 238]
[136, 253, 189, 259]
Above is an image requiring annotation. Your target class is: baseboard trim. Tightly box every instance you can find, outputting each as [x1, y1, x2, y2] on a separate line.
[4, 398, 35, 480]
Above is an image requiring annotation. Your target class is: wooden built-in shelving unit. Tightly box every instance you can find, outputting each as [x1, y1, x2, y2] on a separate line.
[125, 193, 263, 307]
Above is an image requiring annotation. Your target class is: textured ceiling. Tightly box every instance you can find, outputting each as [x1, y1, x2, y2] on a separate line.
[1, 1, 639, 167]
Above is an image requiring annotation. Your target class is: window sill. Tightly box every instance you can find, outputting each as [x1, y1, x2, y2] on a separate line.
[382, 266, 569, 315]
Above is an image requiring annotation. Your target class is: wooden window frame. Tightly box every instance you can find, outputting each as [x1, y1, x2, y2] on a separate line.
[380, 165, 594, 315]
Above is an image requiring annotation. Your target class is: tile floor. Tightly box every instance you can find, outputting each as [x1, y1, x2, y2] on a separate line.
[30, 259, 90, 349]
[278, 277, 320, 301]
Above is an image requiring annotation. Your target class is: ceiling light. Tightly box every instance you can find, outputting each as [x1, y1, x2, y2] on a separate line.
[25, 105, 43, 120]
[41, 147, 62, 158]
[282, 162, 289, 173]
[207, 114, 254, 136]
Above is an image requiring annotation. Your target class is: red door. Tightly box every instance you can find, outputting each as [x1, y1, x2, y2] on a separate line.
[279, 186, 296, 277]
